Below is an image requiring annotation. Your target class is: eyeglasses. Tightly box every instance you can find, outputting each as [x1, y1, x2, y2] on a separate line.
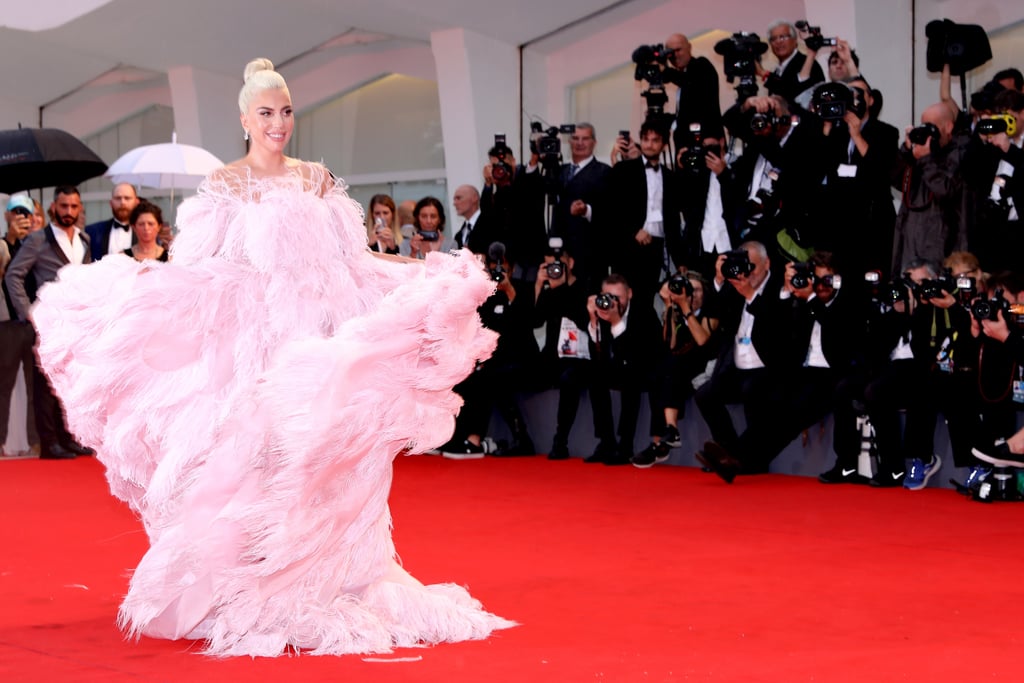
[769, 34, 793, 42]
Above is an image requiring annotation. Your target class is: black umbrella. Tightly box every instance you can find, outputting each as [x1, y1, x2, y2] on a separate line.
[0, 126, 108, 194]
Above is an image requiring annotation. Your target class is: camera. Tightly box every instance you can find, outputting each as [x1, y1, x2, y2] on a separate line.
[667, 272, 694, 297]
[488, 264, 507, 283]
[790, 262, 813, 289]
[908, 123, 940, 152]
[817, 273, 841, 289]
[418, 230, 440, 242]
[491, 133, 515, 186]
[595, 292, 619, 311]
[955, 275, 977, 304]
[976, 114, 1018, 138]
[9, 206, 32, 217]
[530, 121, 575, 157]
[811, 82, 865, 121]
[795, 20, 838, 52]
[544, 236, 567, 280]
[722, 248, 755, 279]
[678, 123, 710, 175]
[972, 289, 1011, 322]
[910, 273, 956, 300]
[865, 271, 909, 306]
[714, 32, 768, 102]
[750, 111, 781, 133]
[632, 44, 669, 84]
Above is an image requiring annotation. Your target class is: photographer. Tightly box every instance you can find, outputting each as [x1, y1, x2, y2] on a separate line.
[694, 241, 796, 482]
[757, 21, 825, 106]
[442, 242, 539, 459]
[533, 123, 613, 294]
[660, 33, 723, 153]
[972, 89, 1024, 273]
[632, 271, 720, 468]
[964, 271, 1024, 486]
[532, 240, 592, 460]
[452, 184, 502, 255]
[677, 128, 743, 276]
[808, 78, 899, 279]
[583, 273, 662, 465]
[723, 95, 822, 255]
[890, 102, 968, 275]
[608, 120, 685, 312]
[407, 196, 450, 259]
[482, 139, 547, 276]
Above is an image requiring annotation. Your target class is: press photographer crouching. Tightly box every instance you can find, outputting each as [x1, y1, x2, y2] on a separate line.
[532, 238, 592, 460]
[583, 273, 662, 465]
[632, 271, 721, 468]
[442, 242, 539, 459]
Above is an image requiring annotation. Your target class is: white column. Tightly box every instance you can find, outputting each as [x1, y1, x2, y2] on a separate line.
[431, 28, 520, 209]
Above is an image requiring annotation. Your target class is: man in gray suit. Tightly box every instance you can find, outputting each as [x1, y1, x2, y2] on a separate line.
[4, 185, 94, 459]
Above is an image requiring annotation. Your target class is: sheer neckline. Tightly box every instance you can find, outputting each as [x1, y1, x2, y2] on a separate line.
[201, 161, 340, 202]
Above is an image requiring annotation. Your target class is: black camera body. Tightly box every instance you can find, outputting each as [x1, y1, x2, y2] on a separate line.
[714, 32, 767, 102]
[722, 248, 755, 279]
[925, 19, 992, 76]
[750, 111, 780, 133]
[595, 292, 618, 311]
[796, 20, 837, 52]
[418, 230, 440, 242]
[910, 274, 956, 300]
[9, 206, 32, 217]
[667, 272, 694, 297]
[811, 82, 865, 121]
[790, 262, 813, 289]
[632, 44, 669, 84]
[971, 289, 1011, 322]
[488, 265, 507, 283]
[491, 133, 514, 186]
[530, 122, 575, 158]
[908, 122, 941, 155]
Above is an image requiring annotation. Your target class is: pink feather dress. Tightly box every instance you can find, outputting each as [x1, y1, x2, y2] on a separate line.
[31, 164, 514, 656]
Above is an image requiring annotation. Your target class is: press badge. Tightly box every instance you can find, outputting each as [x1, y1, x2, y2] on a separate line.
[493, 304, 505, 315]
[738, 336, 752, 345]
[1014, 368, 1024, 404]
[837, 163, 858, 178]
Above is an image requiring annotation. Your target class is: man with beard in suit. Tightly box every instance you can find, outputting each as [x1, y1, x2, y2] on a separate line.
[5, 186, 94, 460]
[544, 123, 612, 293]
[609, 121, 685, 313]
[85, 182, 139, 261]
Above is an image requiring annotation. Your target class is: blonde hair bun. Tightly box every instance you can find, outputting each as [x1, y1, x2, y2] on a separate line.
[243, 58, 275, 83]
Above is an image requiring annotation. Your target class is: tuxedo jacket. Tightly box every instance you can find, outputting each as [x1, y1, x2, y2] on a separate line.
[4, 227, 92, 321]
[608, 157, 684, 269]
[788, 286, 866, 372]
[589, 305, 663, 375]
[714, 268, 796, 370]
[85, 218, 134, 262]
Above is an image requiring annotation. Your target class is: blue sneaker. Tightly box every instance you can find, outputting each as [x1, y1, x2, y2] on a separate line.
[961, 465, 991, 492]
[904, 455, 942, 490]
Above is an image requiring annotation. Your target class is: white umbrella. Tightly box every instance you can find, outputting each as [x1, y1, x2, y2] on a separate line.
[104, 132, 224, 204]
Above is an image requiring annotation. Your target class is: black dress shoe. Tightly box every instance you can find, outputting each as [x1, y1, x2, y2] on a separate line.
[696, 441, 740, 484]
[62, 440, 96, 456]
[40, 444, 77, 460]
[584, 439, 618, 464]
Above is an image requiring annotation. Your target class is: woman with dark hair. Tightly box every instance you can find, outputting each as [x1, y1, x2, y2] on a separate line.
[408, 195, 446, 259]
[124, 201, 168, 262]
[365, 193, 400, 255]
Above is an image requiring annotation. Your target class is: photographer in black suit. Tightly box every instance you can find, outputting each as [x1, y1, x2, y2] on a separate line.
[694, 241, 795, 482]
[662, 33, 723, 150]
[583, 273, 662, 465]
[482, 141, 547, 279]
[608, 120, 685, 312]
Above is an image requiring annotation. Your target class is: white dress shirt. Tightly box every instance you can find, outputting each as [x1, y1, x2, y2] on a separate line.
[107, 221, 133, 255]
[734, 272, 771, 370]
[50, 224, 86, 265]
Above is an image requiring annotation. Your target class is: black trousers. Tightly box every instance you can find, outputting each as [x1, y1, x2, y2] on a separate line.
[589, 360, 656, 451]
[33, 360, 73, 449]
[0, 321, 37, 447]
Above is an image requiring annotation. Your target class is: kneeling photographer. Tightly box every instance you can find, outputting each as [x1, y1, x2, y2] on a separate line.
[583, 273, 662, 465]
[443, 242, 539, 459]
[632, 271, 721, 468]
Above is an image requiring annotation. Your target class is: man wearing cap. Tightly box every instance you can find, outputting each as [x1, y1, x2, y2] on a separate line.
[5, 186, 94, 460]
[0, 194, 39, 456]
[85, 182, 139, 261]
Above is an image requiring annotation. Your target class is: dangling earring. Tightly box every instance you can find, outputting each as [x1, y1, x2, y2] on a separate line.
[243, 130, 250, 141]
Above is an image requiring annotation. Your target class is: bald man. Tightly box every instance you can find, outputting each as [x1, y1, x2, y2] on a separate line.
[85, 182, 139, 261]
[891, 101, 968, 274]
[452, 184, 502, 255]
[662, 32, 722, 147]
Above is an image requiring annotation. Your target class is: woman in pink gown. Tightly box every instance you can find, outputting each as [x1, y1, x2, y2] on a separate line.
[31, 58, 513, 657]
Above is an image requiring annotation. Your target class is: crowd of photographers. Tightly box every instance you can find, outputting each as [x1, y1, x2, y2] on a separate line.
[375, 19, 1024, 498]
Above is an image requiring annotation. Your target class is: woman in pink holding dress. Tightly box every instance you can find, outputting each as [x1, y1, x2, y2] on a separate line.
[31, 58, 513, 657]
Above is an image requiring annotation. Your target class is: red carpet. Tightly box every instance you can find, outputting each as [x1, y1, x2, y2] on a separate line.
[2, 454, 1022, 682]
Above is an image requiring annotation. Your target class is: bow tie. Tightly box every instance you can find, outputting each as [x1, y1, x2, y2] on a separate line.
[114, 222, 130, 231]
[646, 161, 660, 170]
